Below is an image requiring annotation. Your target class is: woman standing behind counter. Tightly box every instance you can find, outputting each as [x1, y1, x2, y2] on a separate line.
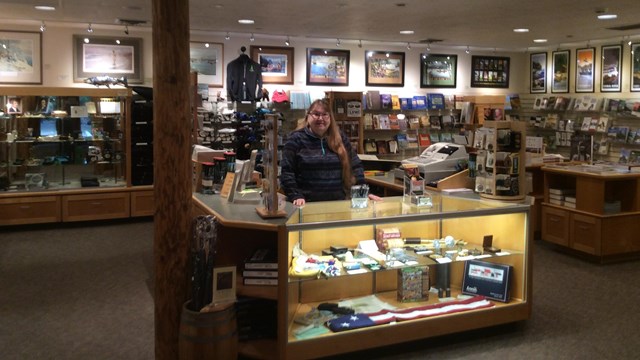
[280, 99, 381, 206]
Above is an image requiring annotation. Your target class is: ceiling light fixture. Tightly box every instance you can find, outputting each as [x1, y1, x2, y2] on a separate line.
[406, 42, 412, 50]
[513, 28, 529, 33]
[116, 39, 121, 44]
[465, 46, 470, 54]
[250, 33, 255, 42]
[124, 25, 129, 35]
[84, 38, 90, 44]
[597, 14, 617, 20]
[533, 39, 547, 43]
[238, 19, 255, 24]
[336, 38, 341, 47]
[39, 21, 46, 32]
[399, 30, 414, 35]
[205, 43, 210, 48]
[358, 40, 362, 48]
[34, 5, 56, 11]
[285, 36, 290, 46]
[87, 23, 93, 33]
[426, 43, 431, 51]
[225, 32, 230, 40]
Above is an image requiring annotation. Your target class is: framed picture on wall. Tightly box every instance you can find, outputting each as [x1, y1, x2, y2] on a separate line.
[365, 50, 405, 87]
[250, 45, 294, 85]
[631, 43, 640, 92]
[551, 50, 570, 93]
[190, 41, 224, 87]
[0, 30, 42, 84]
[600, 44, 622, 92]
[470, 55, 509, 88]
[530, 52, 547, 93]
[575, 47, 595, 93]
[73, 35, 143, 84]
[420, 53, 457, 88]
[306, 48, 350, 86]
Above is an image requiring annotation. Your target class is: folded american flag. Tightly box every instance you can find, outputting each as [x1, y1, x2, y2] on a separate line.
[326, 296, 493, 332]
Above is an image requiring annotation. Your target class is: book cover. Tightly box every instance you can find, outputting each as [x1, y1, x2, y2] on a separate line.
[243, 277, 278, 286]
[400, 98, 412, 110]
[378, 114, 390, 129]
[429, 115, 442, 129]
[408, 115, 420, 130]
[508, 94, 521, 110]
[367, 90, 381, 110]
[396, 133, 409, 149]
[429, 130, 441, 143]
[391, 95, 401, 110]
[380, 94, 392, 109]
[596, 115, 609, 133]
[427, 93, 445, 109]
[418, 133, 431, 147]
[242, 270, 278, 278]
[588, 117, 598, 132]
[389, 114, 400, 129]
[413, 95, 427, 110]
[245, 248, 278, 269]
[533, 96, 543, 110]
[597, 136, 609, 155]
[545, 114, 558, 130]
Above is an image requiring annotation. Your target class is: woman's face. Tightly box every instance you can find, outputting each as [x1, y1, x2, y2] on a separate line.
[307, 105, 331, 137]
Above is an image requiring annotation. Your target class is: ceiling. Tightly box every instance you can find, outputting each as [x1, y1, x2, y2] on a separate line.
[2, 0, 640, 51]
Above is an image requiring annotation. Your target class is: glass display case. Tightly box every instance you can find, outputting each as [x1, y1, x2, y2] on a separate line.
[1, 88, 130, 192]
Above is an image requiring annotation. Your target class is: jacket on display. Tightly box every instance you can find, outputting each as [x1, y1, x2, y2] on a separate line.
[226, 53, 263, 102]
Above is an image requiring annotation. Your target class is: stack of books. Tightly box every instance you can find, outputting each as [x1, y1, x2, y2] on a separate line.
[548, 188, 576, 207]
[242, 248, 278, 286]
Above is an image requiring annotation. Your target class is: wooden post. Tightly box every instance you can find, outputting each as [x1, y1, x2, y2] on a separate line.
[152, 0, 191, 358]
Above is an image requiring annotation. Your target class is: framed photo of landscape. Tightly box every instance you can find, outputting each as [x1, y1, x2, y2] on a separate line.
[420, 53, 457, 88]
[600, 44, 621, 92]
[190, 41, 224, 87]
[73, 35, 143, 84]
[365, 50, 405, 87]
[575, 47, 595, 93]
[530, 52, 547, 93]
[306, 48, 350, 86]
[470, 55, 509, 88]
[551, 50, 570, 93]
[0, 30, 42, 84]
[250, 45, 294, 85]
[631, 43, 640, 92]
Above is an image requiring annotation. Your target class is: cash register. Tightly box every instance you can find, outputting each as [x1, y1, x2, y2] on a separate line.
[401, 142, 468, 184]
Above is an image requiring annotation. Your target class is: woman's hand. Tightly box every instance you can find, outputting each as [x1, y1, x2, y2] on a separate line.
[368, 194, 383, 202]
[293, 198, 306, 207]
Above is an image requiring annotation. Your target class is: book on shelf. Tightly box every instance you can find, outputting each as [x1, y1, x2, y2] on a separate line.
[626, 129, 637, 144]
[596, 115, 609, 133]
[365, 90, 381, 110]
[418, 133, 431, 147]
[380, 94, 392, 109]
[429, 115, 442, 129]
[408, 115, 420, 130]
[549, 198, 564, 206]
[243, 277, 278, 286]
[391, 95, 401, 110]
[413, 95, 427, 110]
[549, 188, 576, 196]
[242, 269, 278, 278]
[245, 248, 278, 269]
[400, 97, 412, 110]
[396, 133, 409, 149]
[507, 93, 521, 110]
[389, 114, 400, 129]
[532, 96, 543, 110]
[427, 93, 445, 109]
[545, 114, 558, 130]
[596, 136, 609, 155]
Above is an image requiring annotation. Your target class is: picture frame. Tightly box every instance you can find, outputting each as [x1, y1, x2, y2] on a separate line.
[212, 266, 237, 304]
[600, 44, 622, 92]
[250, 45, 294, 85]
[0, 30, 42, 84]
[420, 53, 457, 88]
[575, 47, 595, 93]
[530, 52, 547, 93]
[365, 50, 405, 87]
[470, 55, 509, 88]
[5, 97, 23, 114]
[551, 50, 570, 93]
[73, 35, 143, 84]
[306, 48, 350, 86]
[190, 41, 224, 87]
[631, 43, 640, 92]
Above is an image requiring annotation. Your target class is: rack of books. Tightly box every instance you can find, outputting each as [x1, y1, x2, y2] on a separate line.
[242, 248, 278, 286]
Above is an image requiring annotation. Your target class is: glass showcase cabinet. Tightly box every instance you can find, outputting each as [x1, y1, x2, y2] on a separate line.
[0, 87, 153, 225]
[192, 192, 532, 359]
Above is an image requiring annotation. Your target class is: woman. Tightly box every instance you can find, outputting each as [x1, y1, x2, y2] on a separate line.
[280, 99, 380, 206]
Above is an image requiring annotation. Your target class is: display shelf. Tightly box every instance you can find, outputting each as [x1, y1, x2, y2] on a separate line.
[326, 91, 364, 153]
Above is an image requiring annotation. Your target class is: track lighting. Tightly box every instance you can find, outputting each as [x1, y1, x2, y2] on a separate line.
[336, 38, 341, 47]
[225, 32, 230, 40]
[124, 25, 129, 35]
[116, 39, 121, 44]
[426, 43, 431, 51]
[465, 46, 470, 54]
[250, 33, 255, 42]
[205, 43, 210, 48]
[406, 42, 411, 50]
[84, 38, 90, 44]
[285, 36, 290, 46]
[358, 40, 362, 48]
[39, 21, 46, 32]
[87, 23, 93, 33]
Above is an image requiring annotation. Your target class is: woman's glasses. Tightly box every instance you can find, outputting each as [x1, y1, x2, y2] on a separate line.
[309, 111, 330, 119]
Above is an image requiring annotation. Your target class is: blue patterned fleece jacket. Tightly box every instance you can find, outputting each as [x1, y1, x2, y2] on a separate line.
[280, 126, 365, 202]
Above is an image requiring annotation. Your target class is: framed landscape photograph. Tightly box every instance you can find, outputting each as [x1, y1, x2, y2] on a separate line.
[0, 30, 42, 84]
[631, 43, 640, 92]
[306, 48, 350, 86]
[250, 45, 294, 85]
[470, 55, 509, 88]
[73, 35, 143, 83]
[365, 50, 405, 87]
[420, 53, 457, 88]
[575, 47, 595, 93]
[530, 52, 547, 93]
[551, 50, 570, 93]
[601, 44, 621, 92]
[190, 41, 224, 87]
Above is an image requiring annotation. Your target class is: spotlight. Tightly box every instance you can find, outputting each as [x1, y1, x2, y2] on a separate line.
[358, 40, 362, 48]
[205, 43, 210, 48]
[116, 39, 121, 44]
[225, 32, 230, 40]
[336, 38, 341, 47]
[87, 23, 93, 33]
[285, 36, 290, 46]
[426, 43, 431, 51]
[250, 33, 255, 42]
[406, 42, 411, 50]
[84, 38, 90, 44]
[124, 25, 129, 35]
[39, 21, 46, 32]
[465, 46, 470, 54]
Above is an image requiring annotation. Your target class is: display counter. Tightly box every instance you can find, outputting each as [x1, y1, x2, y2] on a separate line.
[192, 192, 532, 360]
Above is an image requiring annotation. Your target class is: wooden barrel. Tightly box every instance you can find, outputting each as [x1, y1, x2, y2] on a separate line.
[179, 301, 238, 360]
